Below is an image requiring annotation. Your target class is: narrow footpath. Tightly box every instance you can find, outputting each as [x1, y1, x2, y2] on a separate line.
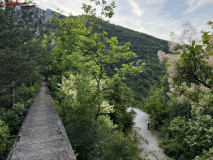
[7, 82, 75, 160]
[129, 108, 168, 160]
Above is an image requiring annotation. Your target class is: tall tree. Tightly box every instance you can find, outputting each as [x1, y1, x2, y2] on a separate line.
[0, 5, 46, 109]
[43, 1, 144, 159]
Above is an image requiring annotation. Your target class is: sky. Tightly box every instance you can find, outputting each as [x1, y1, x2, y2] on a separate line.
[34, 0, 213, 40]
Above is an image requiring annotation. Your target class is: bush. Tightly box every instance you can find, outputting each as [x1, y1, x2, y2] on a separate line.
[0, 119, 12, 160]
[1, 103, 27, 135]
[160, 115, 213, 159]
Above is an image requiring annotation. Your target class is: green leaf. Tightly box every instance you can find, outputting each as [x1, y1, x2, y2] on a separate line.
[192, 40, 195, 46]
[195, 45, 202, 52]
[206, 44, 211, 51]
[173, 52, 181, 55]
[180, 52, 187, 59]
[208, 51, 213, 56]
[203, 33, 211, 43]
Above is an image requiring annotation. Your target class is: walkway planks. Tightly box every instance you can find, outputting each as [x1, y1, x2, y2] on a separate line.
[7, 82, 75, 160]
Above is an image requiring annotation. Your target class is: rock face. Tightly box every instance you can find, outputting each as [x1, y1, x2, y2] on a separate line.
[38, 9, 54, 23]
[7, 82, 75, 160]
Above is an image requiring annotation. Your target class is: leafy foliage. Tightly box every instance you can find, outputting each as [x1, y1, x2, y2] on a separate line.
[107, 77, 136, 133]
[0, 5, 48, 157]
[161, 115, 213, 159]
[43, 1, 144, 159]
[0, 119, 12, 160]
[98, 21, 168, 104]
[144, 21, 213, 160]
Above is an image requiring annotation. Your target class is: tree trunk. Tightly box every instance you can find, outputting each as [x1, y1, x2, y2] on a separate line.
[188, 104, 191, 119]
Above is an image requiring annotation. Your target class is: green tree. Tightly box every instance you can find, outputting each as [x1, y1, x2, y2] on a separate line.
[81, 0, 144, 117]
[157, 21, 213, 113]
[107, 77, 136, 133]
[155, 21, 213, 160]
[43, 1, 144, 159]
[0, 6, 46, 109]
[0, 5, 48, 157]
[0, 119, 12, 160]
[162, 115, 213, 159]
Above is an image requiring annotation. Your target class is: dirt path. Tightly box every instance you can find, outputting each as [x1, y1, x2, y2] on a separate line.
[128, 108, 168, 160]
[7, 82, 75, 160]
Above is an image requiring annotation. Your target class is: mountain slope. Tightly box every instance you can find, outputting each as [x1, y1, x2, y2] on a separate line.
[40, 8, 168, 106]
[102, 22, 168, 105]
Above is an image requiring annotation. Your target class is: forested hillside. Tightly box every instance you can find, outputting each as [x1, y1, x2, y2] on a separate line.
[100, 22, 168, 104]
[0, 2, 157, 159]
[43, 10, 169, 104]
[0, 5, 50, 159]
[38, 8, 169, 105]
[76, 17, 167, 105]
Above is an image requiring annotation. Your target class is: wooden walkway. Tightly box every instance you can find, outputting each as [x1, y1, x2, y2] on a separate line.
[7, 82, 75, 160]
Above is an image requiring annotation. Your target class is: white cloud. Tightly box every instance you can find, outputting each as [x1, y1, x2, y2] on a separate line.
[185, 0, 213, 14]
[112, 0, 179, 40]
[42, 0, 49, 2]
[38, 0, 88, 16]
[37, 0, 213, 41]
[127, 0, 142, 17]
